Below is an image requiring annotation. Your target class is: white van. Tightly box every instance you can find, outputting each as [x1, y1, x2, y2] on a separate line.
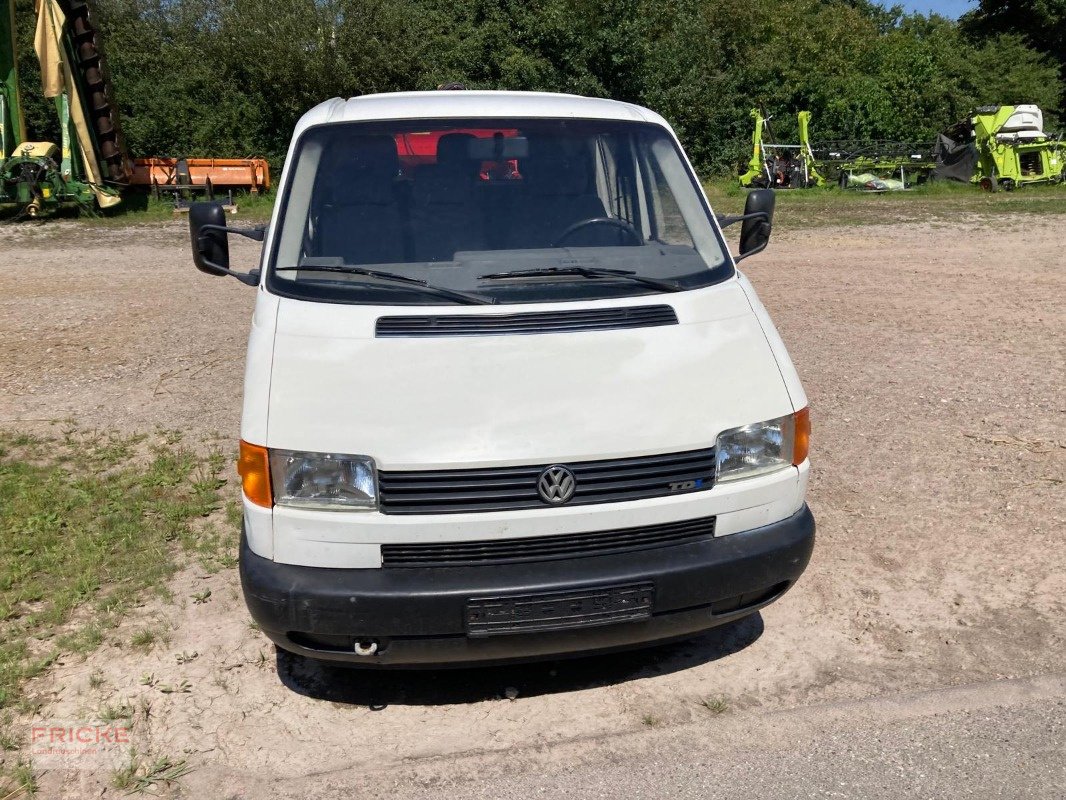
[189, 91, 814, 666]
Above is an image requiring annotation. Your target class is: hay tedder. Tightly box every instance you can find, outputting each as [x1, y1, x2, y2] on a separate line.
[739, 109, 824, 189]
[739, 108, 936, 191]
[1, 0, 268, 218]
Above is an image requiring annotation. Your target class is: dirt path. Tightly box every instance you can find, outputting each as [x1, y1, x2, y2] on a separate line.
[1, 214, 1063, 797]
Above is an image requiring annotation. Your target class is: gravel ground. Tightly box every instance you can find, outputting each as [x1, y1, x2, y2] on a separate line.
[0, 212, 1063, 798]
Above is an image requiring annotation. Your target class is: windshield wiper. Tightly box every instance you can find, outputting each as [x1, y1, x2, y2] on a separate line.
[478, 266, 682, 293]
[276, 264, 495, 305]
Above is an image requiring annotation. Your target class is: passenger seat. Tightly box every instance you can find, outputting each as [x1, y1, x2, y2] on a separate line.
[411, 133, 486, 262]
[316, 135, 404, 265]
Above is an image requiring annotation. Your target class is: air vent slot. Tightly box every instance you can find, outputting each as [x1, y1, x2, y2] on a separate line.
[376, 304, 678, 337]
[382, 516, 717, 568]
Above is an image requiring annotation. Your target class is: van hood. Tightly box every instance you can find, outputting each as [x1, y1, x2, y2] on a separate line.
[265, 281, 792, 469]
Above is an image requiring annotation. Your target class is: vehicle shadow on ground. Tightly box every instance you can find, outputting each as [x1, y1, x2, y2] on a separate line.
[275, 613, 764, 708]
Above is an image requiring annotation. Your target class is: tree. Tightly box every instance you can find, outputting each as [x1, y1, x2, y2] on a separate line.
[961, 0, 1066, 120]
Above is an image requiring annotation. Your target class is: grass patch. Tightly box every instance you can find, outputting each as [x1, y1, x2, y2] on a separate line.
[704, 177, 1066, 229]
[111, 752, 192, 794]
[94, 191, 275, 226]
[0, 429, 227, 712]
[0, 759, 37, 798]
[699, 696, 729, 715]
[97, 701, 134, 724]
[129, 628, 165, 652]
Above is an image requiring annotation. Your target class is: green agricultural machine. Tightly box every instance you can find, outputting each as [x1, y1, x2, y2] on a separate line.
[1, 0, 128, 217]
[738, 103, 1065, 193]
[738, 107, 934, 191]
[739, 108, 825, 189]
[934, 105, 1065, 191]
[818, 139, 936, 191]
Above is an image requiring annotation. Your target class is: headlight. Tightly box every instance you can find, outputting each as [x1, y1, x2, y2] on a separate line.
[716, 408, 809, 483]
[269, 450, 377, 510]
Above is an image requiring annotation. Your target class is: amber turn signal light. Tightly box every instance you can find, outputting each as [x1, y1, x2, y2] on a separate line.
[238, 440, 273, 508]
[792, 407, 810, 466]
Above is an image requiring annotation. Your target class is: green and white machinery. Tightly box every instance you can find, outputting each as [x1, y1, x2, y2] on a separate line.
[939, 105, 1065, 191]
[739, 108, 825, 189]
[1, 0, 128, 217]
[739, 107, 934, 191]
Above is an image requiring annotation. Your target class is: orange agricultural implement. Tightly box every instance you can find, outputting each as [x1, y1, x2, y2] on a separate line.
[130, 157, 271, 195]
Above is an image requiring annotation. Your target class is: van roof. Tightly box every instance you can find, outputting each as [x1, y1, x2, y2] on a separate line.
[294, 91, 671, 135]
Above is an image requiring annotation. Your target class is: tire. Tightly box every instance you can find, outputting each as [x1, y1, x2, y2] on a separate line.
[980, 175, 998, 193]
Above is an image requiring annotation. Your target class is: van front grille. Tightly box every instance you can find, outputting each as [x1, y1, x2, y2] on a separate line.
[381, 516, 717, 567]
[375, 304, 678, 337]
[377, 447, 716, 515]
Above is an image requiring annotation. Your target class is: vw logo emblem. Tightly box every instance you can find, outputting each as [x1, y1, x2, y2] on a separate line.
[537, 465, 576, 505]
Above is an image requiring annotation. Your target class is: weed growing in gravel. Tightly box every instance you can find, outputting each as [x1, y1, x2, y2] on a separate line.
[699, 696, 729, 715]
[0, 429, 227, 713]
[129, 629, 156, 650]
[111, 751, 192, 793]
[0, 758, 37, 797]
[98, 701, 134, 723]
[0, 716, 17, 751]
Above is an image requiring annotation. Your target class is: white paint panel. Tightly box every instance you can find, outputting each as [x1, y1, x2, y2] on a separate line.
[736, 270, 809, 411]
[265, 282, 792, 469]
[239, 291, 280, 446]
[242, 496, 274, 559]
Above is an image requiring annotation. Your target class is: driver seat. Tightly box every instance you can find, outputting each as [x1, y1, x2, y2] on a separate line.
[508, 138, 607, 248]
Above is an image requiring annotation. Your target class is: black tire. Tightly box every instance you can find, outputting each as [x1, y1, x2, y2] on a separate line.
[980, 175, 998, 192]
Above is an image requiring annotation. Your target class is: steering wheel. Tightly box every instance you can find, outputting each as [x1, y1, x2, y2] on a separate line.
[551, 217, 642, 247]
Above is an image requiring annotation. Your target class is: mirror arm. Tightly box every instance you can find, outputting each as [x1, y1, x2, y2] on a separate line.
[195, 222, 264, 285]
[721, 210, 772, 262]
[195, 232, 260, 285]
[717, 210, 769, 229]
[200, 223, 266, 242]
[734, 238, 769, 262]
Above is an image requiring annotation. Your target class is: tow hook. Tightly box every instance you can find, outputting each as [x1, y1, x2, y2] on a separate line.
[353, 640, 379, 657]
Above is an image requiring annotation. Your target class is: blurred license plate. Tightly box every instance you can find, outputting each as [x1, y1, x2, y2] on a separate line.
[465, 582, 654, 637]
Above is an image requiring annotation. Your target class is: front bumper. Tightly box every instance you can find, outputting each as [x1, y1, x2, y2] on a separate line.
[240, 504, 815, 666]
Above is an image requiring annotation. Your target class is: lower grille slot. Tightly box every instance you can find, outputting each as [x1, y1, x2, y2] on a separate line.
[381, 515, 716, 568]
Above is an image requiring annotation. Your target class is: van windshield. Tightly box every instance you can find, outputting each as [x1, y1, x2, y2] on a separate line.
[269, 118, 732, 305]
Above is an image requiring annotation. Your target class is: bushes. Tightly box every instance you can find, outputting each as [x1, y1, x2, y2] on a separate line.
[13, 0, 1065, 174]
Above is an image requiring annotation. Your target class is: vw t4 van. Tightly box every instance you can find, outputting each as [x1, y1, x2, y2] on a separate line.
[188, 90, 815, 666]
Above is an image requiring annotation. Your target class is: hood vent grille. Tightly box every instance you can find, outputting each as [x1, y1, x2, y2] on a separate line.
[376, 304, 678, 337]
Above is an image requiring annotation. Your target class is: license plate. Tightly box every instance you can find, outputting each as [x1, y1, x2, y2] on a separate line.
[465, 582, 654, 637]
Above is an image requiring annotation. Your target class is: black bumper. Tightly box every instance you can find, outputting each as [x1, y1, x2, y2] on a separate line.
[241, 504, 815, 666]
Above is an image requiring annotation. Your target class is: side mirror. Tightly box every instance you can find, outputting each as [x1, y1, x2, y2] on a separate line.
[189, 202, 230, 277]
[188, 202, 265, 286]
[738, 189, 775, 259]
